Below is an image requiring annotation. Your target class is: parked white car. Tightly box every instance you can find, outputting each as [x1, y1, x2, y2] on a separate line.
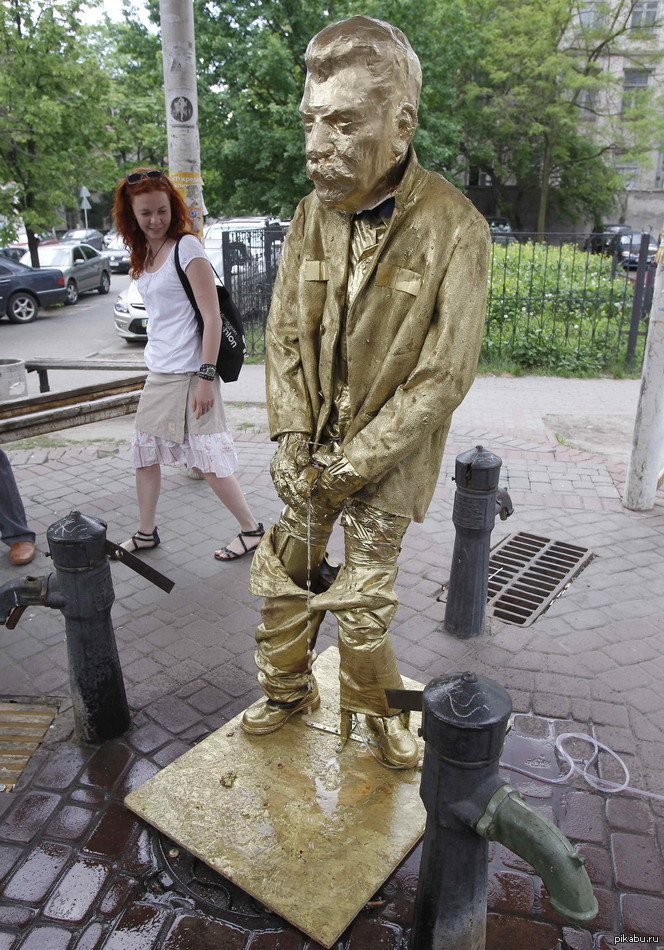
[113, 280, 148, 342]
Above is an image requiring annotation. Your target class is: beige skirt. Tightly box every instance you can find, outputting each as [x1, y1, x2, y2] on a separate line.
[130, 372, 237, 477]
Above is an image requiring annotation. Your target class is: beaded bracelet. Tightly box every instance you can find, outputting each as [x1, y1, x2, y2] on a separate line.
[198, 363, 216, 381]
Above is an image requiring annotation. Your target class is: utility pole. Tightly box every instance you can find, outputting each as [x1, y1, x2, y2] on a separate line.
[623, 232, 664, 511]
[159, 0, 205, 237]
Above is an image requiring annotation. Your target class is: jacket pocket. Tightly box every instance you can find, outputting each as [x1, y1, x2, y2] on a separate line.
[303, 260, 329, 281]
[375, 262, 422, 296]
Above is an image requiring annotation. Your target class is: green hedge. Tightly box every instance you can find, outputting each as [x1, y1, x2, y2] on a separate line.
[484, 242, 640, 375]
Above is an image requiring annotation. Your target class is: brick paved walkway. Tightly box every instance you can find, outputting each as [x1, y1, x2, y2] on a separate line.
[0, 374, 662, 949]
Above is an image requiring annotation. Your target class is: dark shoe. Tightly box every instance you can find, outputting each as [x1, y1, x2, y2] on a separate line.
[9, 541, 36, 565]
[365, 711, 419, 768]
[214, 522, 265, 561]
[241, 681, 320, 735]
[110, 528, 160, 559]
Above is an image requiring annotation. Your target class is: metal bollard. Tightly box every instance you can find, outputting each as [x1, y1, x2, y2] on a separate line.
[407, 672, 597, 950]
[0, 512, 130, 743]
[443, 446, 513, 639]
[410, 672, 512, 950]
[46, 511, 130, 743]
[1, 511, 174, 743]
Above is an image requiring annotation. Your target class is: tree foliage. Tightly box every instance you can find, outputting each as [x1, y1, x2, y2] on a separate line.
[102, 8, 166, 176]
[0, 0, 660, 243]
[458, 0, 664, 230]
[0, 0, 113, 260]
[192, 0, 479, 217]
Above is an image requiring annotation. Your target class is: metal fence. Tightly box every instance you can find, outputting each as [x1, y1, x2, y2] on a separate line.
[207, 226, 287, 357]
[219, 226, 655, 371]
[485, 232, 655, 373]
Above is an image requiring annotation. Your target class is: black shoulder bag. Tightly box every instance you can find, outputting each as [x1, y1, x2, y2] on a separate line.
[173, 234, 246, 383]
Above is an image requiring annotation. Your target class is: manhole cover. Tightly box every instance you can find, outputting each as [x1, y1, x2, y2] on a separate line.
[0, 701, 58, 791]
[487, 532, 593, 627]
[154, 833, 284, 929]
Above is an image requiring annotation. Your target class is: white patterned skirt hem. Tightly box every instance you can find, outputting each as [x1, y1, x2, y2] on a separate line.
[130, 429, 238, 478]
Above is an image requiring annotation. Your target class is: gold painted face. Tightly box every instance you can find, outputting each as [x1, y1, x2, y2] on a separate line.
[300, 64, 411, 213]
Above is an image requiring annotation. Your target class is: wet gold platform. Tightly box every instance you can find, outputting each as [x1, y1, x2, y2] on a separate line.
[125, 647, 425, 948]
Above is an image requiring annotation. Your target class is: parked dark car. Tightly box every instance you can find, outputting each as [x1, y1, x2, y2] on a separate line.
[485, 216, 518, 244]
[60, 228, 105, 251]
[100, 233, 131, 273]
[0, 258, 67, 323]
[584, 224, 632, 254]
[20, 243, 111, 304]
[607, 231, 658, 268]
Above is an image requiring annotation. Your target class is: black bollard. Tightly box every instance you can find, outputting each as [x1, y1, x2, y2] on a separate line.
[444, 446, 512, 639]
[47, 511, 130, 744]
[409, 672, 512, 950]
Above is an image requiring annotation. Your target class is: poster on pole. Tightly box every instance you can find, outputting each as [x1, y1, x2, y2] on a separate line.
[169, 169, 204, 238]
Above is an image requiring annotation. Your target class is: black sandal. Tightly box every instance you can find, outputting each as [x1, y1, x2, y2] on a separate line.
[112, 528, 161, 558]
[214, 523, 264, 562]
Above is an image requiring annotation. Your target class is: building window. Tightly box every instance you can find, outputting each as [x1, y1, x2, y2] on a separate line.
[578, 0, 604, 28]
[622, 70, 650, 112]
[468, 166, 492, 188]
[577, 87, 599, 116]
[655, 153, 664, 189]
[616, 160, 639, 189]
[631, 0, 659, 28]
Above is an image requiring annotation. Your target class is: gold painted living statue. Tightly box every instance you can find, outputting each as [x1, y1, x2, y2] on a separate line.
[242, 15, 490, 768]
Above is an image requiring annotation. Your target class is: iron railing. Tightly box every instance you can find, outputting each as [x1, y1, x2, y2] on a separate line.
[218, 227, 655, 371]
[207, 226, 287, 357]
[485, 231, 655, 373]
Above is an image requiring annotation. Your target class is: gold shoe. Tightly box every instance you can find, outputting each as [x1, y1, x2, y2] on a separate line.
[364, 711, 419, 769]
[241, 682, 320, 735]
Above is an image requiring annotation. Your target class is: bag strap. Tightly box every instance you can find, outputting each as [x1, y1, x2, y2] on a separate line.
[173, 234, 225, 336]
[173, 234, 204, 337]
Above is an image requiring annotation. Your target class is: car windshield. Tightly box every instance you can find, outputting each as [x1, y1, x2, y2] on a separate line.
[23, 246, 70, 267]
[64, 230, 89, 239]
[106, 235, 128, 250]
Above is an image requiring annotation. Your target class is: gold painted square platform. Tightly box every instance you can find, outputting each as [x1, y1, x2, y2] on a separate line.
[125, 647, 426, 948]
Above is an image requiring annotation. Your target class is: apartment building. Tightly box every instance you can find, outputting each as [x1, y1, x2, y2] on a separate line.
[604, 0, 664, 231]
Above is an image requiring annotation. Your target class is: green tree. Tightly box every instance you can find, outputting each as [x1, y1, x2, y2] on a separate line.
[190, 0, 480, 217]
[0, 0, 114, 262]
[191, 0, 346, 217]
[102, 7, 166, 174]
[460, 0, 664, 231]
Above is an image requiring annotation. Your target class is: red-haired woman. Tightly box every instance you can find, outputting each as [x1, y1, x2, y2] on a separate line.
[112, 168, 263, 561]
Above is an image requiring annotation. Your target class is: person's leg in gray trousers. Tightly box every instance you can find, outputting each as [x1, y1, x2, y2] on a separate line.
[0, 449, 35, 546]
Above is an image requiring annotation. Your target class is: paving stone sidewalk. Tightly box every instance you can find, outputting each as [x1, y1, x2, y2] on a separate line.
[0, 374, 663, 950]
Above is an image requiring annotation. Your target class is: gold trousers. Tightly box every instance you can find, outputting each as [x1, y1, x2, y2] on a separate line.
[248, 498, 410, 716]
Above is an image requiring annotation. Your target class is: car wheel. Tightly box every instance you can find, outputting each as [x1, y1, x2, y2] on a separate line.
[98, 271, 111, 295]
[65, 280, 79, 305]
[6, 291, 38, 324]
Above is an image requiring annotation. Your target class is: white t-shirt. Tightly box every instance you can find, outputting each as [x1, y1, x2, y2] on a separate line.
[138, 234, 208, 374]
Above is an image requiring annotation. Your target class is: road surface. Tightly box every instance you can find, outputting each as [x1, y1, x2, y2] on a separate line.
[1, 274, 142, 396]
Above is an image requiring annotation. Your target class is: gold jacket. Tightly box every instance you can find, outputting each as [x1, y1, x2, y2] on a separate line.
[266, 149, 490, 522]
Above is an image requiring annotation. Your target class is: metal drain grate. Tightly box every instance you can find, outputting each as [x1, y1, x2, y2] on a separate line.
[487, 532, 593, 627]
[0, 702, 58, 791]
